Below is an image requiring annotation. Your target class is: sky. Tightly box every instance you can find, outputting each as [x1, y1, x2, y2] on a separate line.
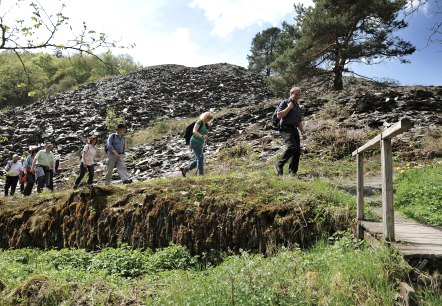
[1, 0, 441, 86]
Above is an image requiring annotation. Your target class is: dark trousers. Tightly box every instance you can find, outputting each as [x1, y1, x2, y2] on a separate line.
[74, 163, 94, 186]
[37, 168, 53, 193]
[277, 125, 301, 174]
[23, 172, 35, 196]
[5, 175, 19, 196]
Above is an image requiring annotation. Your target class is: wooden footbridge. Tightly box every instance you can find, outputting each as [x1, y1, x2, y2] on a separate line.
[352, 119, 442, 269]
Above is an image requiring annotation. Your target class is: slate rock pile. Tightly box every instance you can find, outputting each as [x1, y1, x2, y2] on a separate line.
[0, 63, 273, 160]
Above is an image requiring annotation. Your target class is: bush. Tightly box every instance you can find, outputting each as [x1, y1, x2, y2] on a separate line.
[38, 248, 93, 270]
[90, 245, 150, 278]
[103, 107, 126, 132]
[148, 244, 197, 273]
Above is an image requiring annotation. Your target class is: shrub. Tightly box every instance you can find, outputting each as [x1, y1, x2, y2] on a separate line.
[90, 245, 150, 278]
[148, 244, 197, 273]
[217, 143, 252, 160]
[103, 107, 126, 132]
[38, 248, 93, 270]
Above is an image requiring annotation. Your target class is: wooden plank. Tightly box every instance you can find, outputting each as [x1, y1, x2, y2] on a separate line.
[352, 118, 412, 156]
[382, 139, 395, 242]
[352, 134, 381, 156]
[359, 219, 442, 259]
[381, 118, 412, 140]
[356, 154, 364, 220]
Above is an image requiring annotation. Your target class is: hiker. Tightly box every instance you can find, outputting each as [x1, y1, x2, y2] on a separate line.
[4, 154, 24, 196]
[23, 146, 38, 196]
[104, 124, 132, 185]
[73, 135, 98, 189]
[180, 112, 214, 177]
[32, 143, 56, 193]
[274, 86, 306, 177]
[19, 154, 27, 194]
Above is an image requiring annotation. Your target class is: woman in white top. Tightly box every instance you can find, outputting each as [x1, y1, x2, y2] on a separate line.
[4, 154, 24, 196]
[73, 135, 97, 188]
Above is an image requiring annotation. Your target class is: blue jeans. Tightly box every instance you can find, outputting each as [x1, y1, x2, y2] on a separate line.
[188, 140, 204, 175]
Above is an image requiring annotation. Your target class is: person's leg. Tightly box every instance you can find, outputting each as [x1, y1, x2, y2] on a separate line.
[104, 154, 118, 185]
[116, 155, 130, 182]
[191, 141, 204, 174]
[23, 173, 34, 196]
[36, 175, 45, 193]
[45, 169, 54, 191]
[20, 176, 25, 194]
[87, 165, 94, 185]
[10, 176, 19, 196]
[277, 127, 296, 171]
[288, 129, 301, 175]
[4, 176, 12, 196]
[74, 164, 86, 186]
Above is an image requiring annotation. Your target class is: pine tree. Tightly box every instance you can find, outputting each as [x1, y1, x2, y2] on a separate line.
[275, 0, 415, 90]
[247, 27, 281, 76]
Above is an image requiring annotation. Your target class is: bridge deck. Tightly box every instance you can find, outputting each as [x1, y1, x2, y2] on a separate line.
[360, 220, 442, 259]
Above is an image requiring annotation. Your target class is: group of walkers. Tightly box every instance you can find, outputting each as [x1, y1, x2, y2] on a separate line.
[3, 124, 132, 197]
[3, 86, 305, 197]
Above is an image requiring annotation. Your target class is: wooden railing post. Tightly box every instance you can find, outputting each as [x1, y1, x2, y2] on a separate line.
[353, 118, 411, 242]
[357, 153, 364, 221]
[381, 138, 395, 242]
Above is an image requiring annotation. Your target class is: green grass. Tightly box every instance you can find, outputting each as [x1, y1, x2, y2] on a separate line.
[394, 164, 442, 226]
[4, 234, 439, 306]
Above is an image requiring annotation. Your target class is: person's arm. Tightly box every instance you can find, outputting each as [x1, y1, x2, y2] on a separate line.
[82, 145, 88, 167]
[31, 152, 38, 170]
[276, 101, 293, 119]
[298, 121, 306, 139]
[107, 134, 119, 156]
[52, 154, 56, 173]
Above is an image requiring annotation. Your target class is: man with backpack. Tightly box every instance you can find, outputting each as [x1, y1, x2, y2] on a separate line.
[104, 124, 132, 185]
[274, 86, 306, 177]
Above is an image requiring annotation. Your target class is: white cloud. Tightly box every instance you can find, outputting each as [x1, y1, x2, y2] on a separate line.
[131, 27, 217, 66]
[189, 0, 313, 37]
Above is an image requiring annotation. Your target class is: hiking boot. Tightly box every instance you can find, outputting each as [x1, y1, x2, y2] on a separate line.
[123, 179, 132, 184]
[180, 167, 189, 177]
[274, 164, 283, 176]
[288, 171, 298, 178]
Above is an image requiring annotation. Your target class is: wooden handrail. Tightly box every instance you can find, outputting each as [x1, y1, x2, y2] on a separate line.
[352, 118, 412, 156]
[353, 118, 412, 242]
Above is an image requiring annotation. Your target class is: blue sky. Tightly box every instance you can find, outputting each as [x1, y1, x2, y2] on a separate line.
[2, 0, 441, 85]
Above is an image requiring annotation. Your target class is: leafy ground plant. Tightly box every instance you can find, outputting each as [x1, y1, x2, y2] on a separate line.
[394, 164, 442, 226]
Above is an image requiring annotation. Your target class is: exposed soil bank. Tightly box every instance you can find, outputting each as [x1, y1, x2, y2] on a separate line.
[0, 186, 352, 254]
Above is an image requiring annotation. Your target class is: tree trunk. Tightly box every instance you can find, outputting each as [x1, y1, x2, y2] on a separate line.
[333, 66, 343, 90]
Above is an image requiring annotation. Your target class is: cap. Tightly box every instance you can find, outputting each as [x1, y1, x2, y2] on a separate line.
[12, 154, 20, 160]
[45, 142, 53, 147]
[117, 124, 126, 130]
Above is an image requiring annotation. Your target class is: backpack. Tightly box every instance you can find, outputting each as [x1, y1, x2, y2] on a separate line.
[5, 160, 12, 171]
[272, 107, 281, 129]
[183, 122, 207, 145]
[104, 134, 116, 153]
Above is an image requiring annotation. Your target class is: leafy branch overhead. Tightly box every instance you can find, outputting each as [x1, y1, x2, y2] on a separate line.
[0, 0, 133, 53]
[0, 0, 134, 81]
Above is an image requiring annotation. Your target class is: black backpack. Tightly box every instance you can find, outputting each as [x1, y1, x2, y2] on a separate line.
[183, 122, 207, 145]
[272, 107, 281, 129]
[104, 134, 118, 153]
